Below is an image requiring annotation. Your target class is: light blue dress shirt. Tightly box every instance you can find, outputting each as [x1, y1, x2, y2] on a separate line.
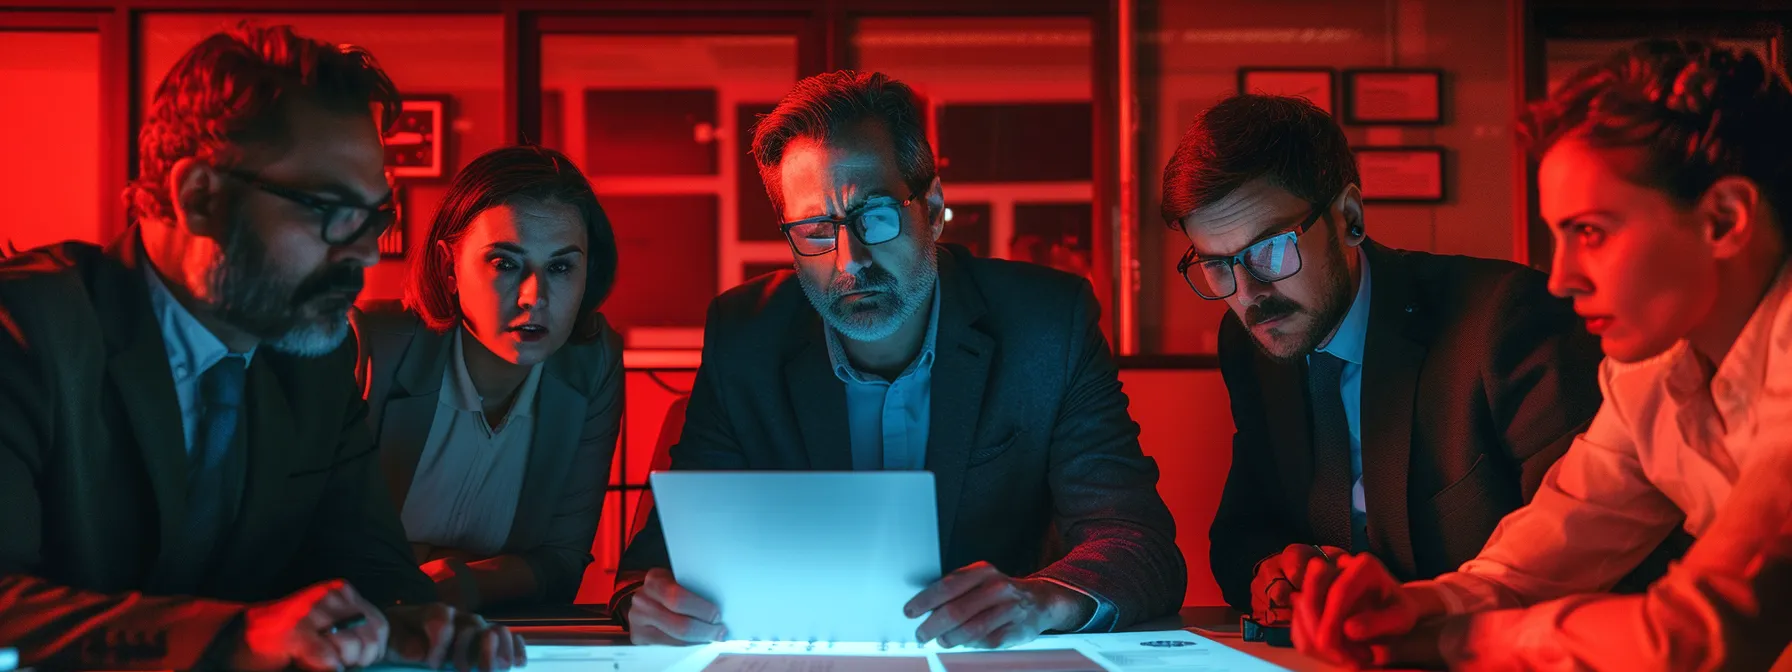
[144, 265, 254, 455]
[822, 287, 940, 472]
[820, 285, 1116, 632]
[1309, 248, 1371, 553]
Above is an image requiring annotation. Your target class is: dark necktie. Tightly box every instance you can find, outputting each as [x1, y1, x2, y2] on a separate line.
[1306, 351, 1353, 550]
[176, 354, 247, 590]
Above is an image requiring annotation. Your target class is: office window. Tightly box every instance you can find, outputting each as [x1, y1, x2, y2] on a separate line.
[541, 33, 799, 345]
[1, 30, 102, 251]
[853, 17, 1094, 271]
[139, 14, 506, 304]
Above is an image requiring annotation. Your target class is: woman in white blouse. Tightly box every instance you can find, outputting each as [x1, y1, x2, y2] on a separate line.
[1293, 39, 1792, 670]
[356, 145, 622, 610]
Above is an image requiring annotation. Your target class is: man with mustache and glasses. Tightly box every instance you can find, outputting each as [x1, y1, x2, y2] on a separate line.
[612, 70, 1186, 650]
[0, 25, 521, 671]
[1162, 95, 1681, 632]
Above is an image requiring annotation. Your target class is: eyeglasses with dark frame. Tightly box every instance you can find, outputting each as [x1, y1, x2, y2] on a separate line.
[220, 168, 399, 246]
[1176, 194, 1334, 300]
[779, 193, 915, 257]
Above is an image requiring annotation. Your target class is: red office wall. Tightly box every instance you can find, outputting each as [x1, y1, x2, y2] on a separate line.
[0, 31, 103, 251]
[1125, 369, 1235, 608]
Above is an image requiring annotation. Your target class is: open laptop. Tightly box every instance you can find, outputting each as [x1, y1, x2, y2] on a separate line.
[649, 471, 941, 644]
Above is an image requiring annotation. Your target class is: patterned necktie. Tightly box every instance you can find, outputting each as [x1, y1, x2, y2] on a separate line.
[1306, 351, 1353, 550]
[179, 354, 247, 586]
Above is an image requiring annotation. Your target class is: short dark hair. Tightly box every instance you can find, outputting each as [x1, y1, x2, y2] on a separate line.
[1524, 39, 1792, 241]
[1160, 94, 1358, 230]
[405, 145, 618, 343]
[750, 70, 936, 217]
[128, 22, 401, 223]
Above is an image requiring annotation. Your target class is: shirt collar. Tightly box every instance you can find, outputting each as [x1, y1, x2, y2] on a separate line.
[1662, 261, 1792, 411]
[144, 261, 254, 383]
[1314, 247, 1372, 366]
[445, 327, 545, 417]
[823, 281, 942, 384]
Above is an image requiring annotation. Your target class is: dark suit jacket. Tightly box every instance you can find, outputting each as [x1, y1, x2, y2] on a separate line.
[354, 302, 624, 605]
[1209, 241, 1608, 611]
[615, 244, 1187, 630]
[0, 234, 435, 670]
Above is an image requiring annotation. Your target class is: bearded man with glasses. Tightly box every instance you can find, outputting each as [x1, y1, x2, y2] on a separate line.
[1162, 94, 1681, 633]
[0, 24, 521, 671]
[611, 70, 1186, 650]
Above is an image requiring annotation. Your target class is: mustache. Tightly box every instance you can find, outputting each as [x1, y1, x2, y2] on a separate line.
[828, 264, 897, 296]
[1243, 296, 1301, 327]
[291, 264, 365, 305]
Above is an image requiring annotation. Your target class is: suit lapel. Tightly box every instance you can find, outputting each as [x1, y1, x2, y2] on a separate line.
[107, 321, 191, 589]
[376, 327, 452, 509]
[95, 235, 191, 591]
[508, 369, 585, 550]
[924, 250, 993, 552]
[784, 320, 853, 471]
[1359, 242, 1423, 579]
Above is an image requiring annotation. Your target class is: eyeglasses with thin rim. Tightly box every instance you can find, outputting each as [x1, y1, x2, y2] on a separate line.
[220, 168, 399, 246]
[779, 193, 915, 257]
[1176, 195, 1334, 300]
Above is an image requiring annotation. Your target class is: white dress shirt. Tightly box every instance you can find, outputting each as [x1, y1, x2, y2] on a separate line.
[400, 329, 542, 557]
[1410, 264, 1792, 669]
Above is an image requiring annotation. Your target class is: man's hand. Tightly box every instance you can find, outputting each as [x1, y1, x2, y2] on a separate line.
[1250, 544, 1347, 625]
[904, 562, 1094, 649]
[231, 580, 389, 671]
[624, 568, 726, 645]
[1294, 553, 1442, 668]
[384, 603, 525, 672]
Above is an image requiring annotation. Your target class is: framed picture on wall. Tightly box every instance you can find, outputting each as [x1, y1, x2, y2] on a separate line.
[386, 95, 452, 180]
[1237, 68, 1335, 114]
[1355, 147, 1447, 203]
[1343, 69, 1444, 125]
[377, 185, 407, 259]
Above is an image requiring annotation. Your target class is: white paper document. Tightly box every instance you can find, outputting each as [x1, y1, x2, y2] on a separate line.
[367, 630, 1287, 672]
[702, 653, 930, 672]
[1046, 630, 1289, 671]
[665, 630, 1286, 672]
[367, 644, 702, 672]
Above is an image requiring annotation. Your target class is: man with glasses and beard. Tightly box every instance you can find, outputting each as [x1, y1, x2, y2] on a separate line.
[611, 70, 1185, 649]
[0, 25, 522, 671]
[1162, 95, 1676, 630]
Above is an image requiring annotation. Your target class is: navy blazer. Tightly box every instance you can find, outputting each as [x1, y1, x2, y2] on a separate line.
[1209, 240, 1686, 611]
[616, 244, 1187, 630]
[0, 235, 434, 669]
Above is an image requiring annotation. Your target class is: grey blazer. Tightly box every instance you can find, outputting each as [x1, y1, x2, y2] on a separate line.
[353, 301, 624, 605]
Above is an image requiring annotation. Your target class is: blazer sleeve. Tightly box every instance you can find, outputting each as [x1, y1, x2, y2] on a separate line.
[611, 299, 751, 619]
[1207, 318, 1304, 612]
[0, 290, 244, 670]
[283, 348, 437, 607]
[518, 328, 624, 604]
[1029, 281, 1188, 631]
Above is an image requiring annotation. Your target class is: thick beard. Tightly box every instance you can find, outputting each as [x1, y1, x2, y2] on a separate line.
[799, 240, 938, 343]
[1251, 240, 1353, 364]
[207, 213, 360, 358]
